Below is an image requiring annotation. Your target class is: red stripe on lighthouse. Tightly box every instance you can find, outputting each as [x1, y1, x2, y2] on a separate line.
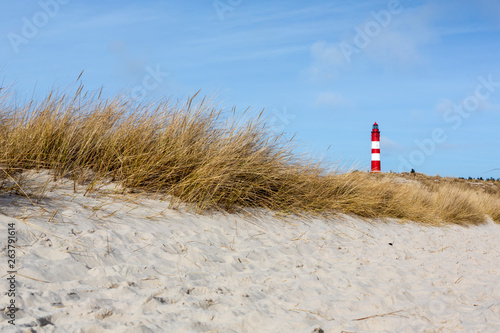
[371, 122, 381, 173]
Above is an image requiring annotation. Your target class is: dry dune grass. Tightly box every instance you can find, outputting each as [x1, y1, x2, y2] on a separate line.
[0, 86, 499, 225]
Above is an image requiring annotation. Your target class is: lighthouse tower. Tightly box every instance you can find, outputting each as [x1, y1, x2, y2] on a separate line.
[371, 122, 381, 173]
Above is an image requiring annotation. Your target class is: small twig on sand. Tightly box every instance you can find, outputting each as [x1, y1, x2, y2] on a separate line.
[352, 310, 405, 321]
[177, 262, 183, 282]
[133, 243, 153, 252]
[106, 231, 111, 255]
[48, 209, 58, 223]
[15, 273, 51, 283]
[247, 232, 265, 240]
[290, 308, 335, 321]
[291, 231, 307, 241]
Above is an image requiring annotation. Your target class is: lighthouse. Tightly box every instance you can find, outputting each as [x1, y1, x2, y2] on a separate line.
[371, 122, 381, 173]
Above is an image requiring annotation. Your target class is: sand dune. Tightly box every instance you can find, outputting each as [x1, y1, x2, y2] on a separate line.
[1, 173, 500, 332]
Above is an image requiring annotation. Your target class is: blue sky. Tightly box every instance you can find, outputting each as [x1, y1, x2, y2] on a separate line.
[1, 0, 499, 178]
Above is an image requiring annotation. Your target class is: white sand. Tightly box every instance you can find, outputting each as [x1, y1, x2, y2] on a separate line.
[1, 172, 500, 332]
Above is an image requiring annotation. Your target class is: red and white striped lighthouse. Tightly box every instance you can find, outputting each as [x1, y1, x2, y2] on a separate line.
[371, 122, 381, 173]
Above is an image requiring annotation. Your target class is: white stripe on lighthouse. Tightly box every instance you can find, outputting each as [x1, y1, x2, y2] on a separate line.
[371, 141, 380, 149]
[371, 153, 380, 161]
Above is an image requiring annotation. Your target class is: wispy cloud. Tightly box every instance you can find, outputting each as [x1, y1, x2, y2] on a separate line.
[305, 2, 441, 83]
[68, 2, 170, 29]
[436, 97, 499, 116]
[381, 136, 403, 154]
[306, 42, 346, 83]
[361, 3, 440, 63]
[435, 99, 454, 116]
[315, 91, 344, 108]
